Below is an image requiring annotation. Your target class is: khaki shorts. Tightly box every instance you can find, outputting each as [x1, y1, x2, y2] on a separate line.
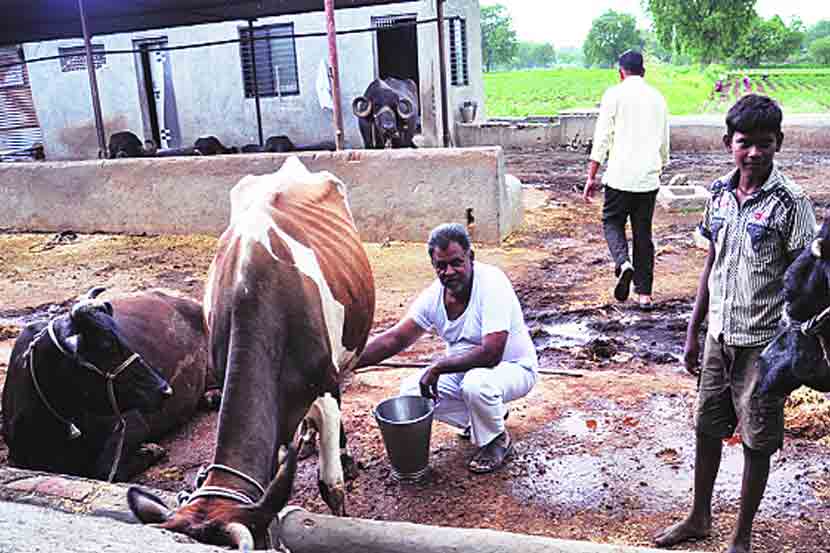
[696, 333, 785, 453]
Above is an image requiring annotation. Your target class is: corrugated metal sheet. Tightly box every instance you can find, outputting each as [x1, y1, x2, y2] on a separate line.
[0, 46, 43, 159]
[0, 0, 419, 45]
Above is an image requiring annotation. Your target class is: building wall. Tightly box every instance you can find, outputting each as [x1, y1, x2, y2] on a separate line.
[22, 0, 484, 160]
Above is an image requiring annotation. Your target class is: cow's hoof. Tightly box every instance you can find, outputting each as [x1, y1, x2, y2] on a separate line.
[199, 389, 222, 411]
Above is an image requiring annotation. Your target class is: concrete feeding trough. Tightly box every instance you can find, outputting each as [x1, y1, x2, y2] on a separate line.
[657, 185, 710, 211]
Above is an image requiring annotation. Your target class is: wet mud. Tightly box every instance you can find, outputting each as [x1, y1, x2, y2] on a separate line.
[1, 148, 830, 552]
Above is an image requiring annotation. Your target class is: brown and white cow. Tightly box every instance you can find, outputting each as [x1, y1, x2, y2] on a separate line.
[128, 156, 375, 549]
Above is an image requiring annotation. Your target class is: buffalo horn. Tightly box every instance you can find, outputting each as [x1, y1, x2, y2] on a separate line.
[397, 97, 414, 118]
[84, 286, 107, 300]
[352, 96, 372, 118]
[226, 522, 254, 551]
[126, 486, 174, 524]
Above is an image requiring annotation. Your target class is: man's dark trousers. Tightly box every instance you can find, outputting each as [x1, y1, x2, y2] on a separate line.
[602, 186, 658, 296]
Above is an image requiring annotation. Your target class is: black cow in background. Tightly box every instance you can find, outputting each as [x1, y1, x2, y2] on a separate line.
[759, 219, 830, 396]
[193, 136, 238, 155]
[352, 77, 419, 149]
[240, 135, 336, 153]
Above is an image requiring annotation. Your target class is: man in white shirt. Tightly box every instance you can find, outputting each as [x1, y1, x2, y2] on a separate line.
[356, 223, 538, 473]
[583, 50, 670, 309]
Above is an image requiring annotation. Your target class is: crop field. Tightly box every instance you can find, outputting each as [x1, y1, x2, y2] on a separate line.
[484, 65, 830, 117]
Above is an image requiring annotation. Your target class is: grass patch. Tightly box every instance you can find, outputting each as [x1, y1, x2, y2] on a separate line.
[484, 64, 830, 117]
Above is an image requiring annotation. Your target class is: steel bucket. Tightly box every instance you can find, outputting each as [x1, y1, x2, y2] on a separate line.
[373, 395, 435, 482]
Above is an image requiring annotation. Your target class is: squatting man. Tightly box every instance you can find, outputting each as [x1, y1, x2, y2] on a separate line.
[356, 223, 538, 473]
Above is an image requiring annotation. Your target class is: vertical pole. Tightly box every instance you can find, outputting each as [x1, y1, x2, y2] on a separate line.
[324, 0, 345, 150]
[77, 0, 107, 158]
[248, 19, 264, 147]
[436, 0, 451, 147]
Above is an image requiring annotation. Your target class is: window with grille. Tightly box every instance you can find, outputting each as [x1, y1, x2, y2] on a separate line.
[239, 23, 299, 98]
[449, 17, 469, 87]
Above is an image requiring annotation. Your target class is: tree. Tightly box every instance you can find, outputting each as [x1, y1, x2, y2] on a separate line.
[645, 0, 756, 65]
[557, 46, 585, 66]
[583, 10, 643, 68]
[810, 37, 830, 65]
[480, 4, 518, 72]
[806, 20, 830, 45]
[731, 15, 805, 67]
[642, 29, 673, 63]
[511, 41, 556, 69]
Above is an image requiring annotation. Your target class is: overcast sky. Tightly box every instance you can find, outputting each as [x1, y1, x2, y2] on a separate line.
[479, 0, 830, 48]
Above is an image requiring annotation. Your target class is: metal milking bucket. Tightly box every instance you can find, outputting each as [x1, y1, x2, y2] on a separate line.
[373, 396, 435, 482]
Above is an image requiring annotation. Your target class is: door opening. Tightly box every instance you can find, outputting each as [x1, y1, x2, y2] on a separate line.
[372, 15, 419, 85]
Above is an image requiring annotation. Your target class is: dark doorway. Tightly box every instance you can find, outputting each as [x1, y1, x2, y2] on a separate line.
[372, 15, 419, 85]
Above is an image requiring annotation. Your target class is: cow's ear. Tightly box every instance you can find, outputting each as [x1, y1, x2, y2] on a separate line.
[102, 301, 114, 316]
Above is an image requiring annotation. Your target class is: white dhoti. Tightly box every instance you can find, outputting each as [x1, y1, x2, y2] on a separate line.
[400, 362, 537, 447]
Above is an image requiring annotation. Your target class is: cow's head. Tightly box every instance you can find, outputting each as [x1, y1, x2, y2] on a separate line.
[59, 287, 172, 414]
[759, 220, 830, 396]
[128, 445, 298, 549]
[785, 220, 830, 323]
[352, 90, 415, 148]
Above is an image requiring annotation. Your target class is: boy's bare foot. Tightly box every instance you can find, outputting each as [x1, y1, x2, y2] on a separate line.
[654, 518, 711, 547]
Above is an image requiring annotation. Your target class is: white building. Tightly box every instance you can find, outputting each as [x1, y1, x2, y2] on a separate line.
[14, 0, 484, 160]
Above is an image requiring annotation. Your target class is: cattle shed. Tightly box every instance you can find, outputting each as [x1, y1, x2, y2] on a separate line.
[1, 0, 485, 160]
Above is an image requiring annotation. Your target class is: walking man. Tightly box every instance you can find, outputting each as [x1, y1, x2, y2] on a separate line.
[583, 50, 670, 309]
[356, 223, 538, 473]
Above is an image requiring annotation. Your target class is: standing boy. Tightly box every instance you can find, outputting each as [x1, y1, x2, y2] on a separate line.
[654, 95, 815, 552]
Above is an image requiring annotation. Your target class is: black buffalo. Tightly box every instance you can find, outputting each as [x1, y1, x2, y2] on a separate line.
[759, 219, 830, 396]
[108, 131, 156, 158]
[1, 287, 217, 482]
[193, 136, 238, 156]
[241, 135, 336, 153]
[352, 77, 419, 149]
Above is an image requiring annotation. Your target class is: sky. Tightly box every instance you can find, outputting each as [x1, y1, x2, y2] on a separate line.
[479, 0, 830, 49]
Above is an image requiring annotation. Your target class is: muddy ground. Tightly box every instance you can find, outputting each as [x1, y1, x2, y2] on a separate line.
[2, 148, 830, 551]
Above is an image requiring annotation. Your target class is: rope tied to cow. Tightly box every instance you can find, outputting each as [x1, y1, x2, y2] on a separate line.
[786, 302, 830, 370]
[177, 464, 266, 508]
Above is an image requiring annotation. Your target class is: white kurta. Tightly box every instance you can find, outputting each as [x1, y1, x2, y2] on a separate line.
[400, 262, 538, 447]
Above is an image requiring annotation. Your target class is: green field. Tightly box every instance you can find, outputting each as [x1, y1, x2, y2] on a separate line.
[483, 65, 830, 116]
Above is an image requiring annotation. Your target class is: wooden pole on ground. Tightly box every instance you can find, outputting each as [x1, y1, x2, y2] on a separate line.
[277, 508, 693, 553]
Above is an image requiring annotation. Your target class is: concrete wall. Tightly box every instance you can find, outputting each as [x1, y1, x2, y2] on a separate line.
[456, 121, 561, 148]
[0, 147, 519, 244]
[22, 0, 485, 160]
[670, 114, 830, 151]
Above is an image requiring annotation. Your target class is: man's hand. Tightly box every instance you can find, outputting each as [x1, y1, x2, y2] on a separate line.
[583, 175, 597, 203]
[419, 365, 440, 400]
[683, 329, 702, 376]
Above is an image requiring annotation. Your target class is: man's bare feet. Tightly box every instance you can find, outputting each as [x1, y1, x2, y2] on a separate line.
[654, 518, 711, 548]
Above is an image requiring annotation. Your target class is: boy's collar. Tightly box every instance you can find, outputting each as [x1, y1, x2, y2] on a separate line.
[726, 163, 781, 195]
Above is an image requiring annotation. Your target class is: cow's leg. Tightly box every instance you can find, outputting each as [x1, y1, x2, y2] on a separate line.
[94, 410, 163, 481]
[306, 393, 346, 516]
[332, 388, 358, 482]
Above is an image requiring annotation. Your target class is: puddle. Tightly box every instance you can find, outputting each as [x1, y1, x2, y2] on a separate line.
[539, 320, 596, 348]
[0, 301, 68, 329]
[531, 300, 692, 365]
[510, 394, 830, 517]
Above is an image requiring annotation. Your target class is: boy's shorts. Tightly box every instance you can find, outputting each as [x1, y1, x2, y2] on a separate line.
[695, 333, 785, 453]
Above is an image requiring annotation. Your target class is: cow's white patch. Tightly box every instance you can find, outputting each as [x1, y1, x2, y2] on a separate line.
[230, 157, 354, 372]
[306, 393, 343, 488]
